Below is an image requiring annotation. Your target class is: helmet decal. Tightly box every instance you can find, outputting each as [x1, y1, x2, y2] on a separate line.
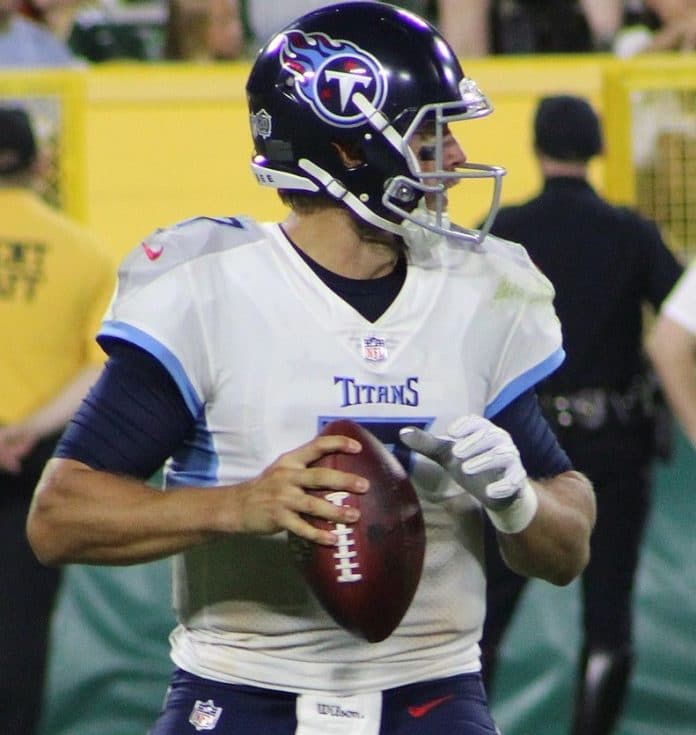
[250, 108, 272, 139]
[281, 30, 388, 128]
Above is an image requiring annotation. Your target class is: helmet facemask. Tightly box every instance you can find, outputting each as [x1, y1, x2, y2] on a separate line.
[380, 79, 506, 246]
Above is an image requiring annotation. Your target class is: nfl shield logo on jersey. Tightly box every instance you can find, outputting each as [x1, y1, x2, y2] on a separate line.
[361, 336, 388, 362]
[188, 699, 222, 731]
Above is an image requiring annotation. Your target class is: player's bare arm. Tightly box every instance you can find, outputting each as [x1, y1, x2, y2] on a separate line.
[497, 470, 596, 585]
[27, 434, 368, 567]
[647, 314, 696, 449]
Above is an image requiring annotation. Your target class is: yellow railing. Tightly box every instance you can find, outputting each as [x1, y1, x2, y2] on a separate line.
[2, 53, 694, 260]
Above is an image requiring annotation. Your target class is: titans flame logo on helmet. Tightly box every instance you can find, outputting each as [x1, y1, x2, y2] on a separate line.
[280, 31, 388, 128]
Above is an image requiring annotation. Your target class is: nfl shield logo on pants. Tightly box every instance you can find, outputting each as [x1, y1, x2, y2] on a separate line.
[189, 699, 222, 731]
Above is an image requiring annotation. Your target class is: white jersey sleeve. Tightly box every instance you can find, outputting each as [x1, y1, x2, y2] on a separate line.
[473, 234, 564, 417]
[662, 260, 696, 335]
[99, 216, 264, 417]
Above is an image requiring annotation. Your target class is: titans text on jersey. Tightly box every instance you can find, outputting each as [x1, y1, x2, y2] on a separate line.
[334, 376, 419, 407]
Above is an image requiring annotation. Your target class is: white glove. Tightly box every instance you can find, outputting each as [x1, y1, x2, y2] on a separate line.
[399, 415, 538, 533]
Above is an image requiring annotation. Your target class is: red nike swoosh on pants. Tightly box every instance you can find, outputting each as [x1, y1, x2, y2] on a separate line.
[407, 694, 455, 718]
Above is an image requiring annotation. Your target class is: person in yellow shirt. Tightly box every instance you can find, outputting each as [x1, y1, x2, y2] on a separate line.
[0, 106, 114, 735]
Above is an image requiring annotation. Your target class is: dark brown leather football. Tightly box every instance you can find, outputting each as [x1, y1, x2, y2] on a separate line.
[289, 419, 425, 643]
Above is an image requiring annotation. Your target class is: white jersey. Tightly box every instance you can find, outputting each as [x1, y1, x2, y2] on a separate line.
[100, 215, 564, 695]
[662, 260, 696, 335]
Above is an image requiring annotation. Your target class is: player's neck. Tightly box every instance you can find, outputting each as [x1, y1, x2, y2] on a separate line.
[282, 210, 400, 280]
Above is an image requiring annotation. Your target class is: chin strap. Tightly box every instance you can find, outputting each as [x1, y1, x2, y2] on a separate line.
[297, 158, 404, 236]
[384, 163, 506, 247]
[570, 645, 634, 735]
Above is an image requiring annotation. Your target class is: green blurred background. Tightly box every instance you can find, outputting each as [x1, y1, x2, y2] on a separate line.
[38, 431, 694, 735]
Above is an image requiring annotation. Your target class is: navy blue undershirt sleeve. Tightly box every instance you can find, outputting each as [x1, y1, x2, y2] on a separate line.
[55, 345, 569, 481]
[55, 340, 195, 480]
[491, 388, 572, 478]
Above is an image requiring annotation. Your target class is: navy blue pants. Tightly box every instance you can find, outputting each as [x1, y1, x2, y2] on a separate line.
[481, 424, 653, 688]
[1, 434, 62, 735]
[149, 669, 499, 734]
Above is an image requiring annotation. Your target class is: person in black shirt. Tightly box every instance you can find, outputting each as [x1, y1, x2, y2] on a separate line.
[479, 95, 684, 735]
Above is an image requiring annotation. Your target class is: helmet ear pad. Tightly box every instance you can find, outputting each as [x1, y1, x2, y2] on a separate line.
[332, 132, 422, 219]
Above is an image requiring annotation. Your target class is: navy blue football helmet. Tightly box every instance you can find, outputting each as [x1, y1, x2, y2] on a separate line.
[246, 1, 505, 244]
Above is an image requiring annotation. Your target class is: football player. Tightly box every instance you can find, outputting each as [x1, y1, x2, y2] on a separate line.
[648, 261, 696, 449]
[27, 3, 595, 733]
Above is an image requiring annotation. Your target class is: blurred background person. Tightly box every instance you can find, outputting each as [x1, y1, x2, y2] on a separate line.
[0, 0, 79, 65]
[437, 0, 695, 57]
[63, 0, 243, 61]
[647, 261, 696, 450]
[436, 0, 625, 57]
[242, 0, 441, 52]
[437, 0, 491, 57]
[17, 0, 82, 41]
[0, 106, 115, 735]
[640, 0, 696, 51]
[647, 0, 696, 49]
[478, 94, 684, 735]
[64, 0, 167, 62]
[618, 0, 696, 53]
[163, 0, 242, 60]
[243, 0, 352, 48]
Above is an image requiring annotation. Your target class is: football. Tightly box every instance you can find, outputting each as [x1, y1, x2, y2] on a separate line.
[289, 419, 425, 643]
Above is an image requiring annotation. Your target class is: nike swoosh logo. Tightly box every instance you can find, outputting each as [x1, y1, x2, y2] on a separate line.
[141, 241, 163, 261]
[407, 694, 455, 718]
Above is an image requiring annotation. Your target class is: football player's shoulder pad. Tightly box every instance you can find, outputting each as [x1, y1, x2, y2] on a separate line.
[479, 232, 556, 303]
[117, 215, 265, 289]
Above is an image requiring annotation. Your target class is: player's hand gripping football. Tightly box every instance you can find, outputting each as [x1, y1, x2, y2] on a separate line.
[234, 434, 367, 546]
[399, 415, 538, 533]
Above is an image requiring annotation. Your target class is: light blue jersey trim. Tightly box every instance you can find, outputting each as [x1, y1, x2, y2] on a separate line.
[165, 418, 220, 488]
[99, 320, 204, 417]
[99, 320, 219, 487]
[484, 347, 566, 418]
